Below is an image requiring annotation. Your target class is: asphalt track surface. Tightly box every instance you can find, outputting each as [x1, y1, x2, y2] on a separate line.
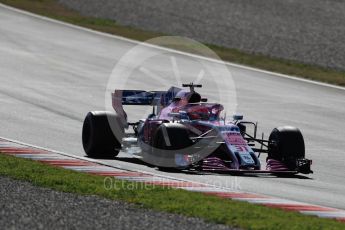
[1, 4, 345, 211]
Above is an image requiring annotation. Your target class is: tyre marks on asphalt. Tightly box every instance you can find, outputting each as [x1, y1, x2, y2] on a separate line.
[1, 137, 345, 223]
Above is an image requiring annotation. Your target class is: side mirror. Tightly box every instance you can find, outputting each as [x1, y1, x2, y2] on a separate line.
[233, 114, 243, 121]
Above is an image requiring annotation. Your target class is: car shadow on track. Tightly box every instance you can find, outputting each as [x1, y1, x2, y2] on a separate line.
[178, 170, 313, 179]
[89, 156, 156, 168]
[86, 156, 313, 179]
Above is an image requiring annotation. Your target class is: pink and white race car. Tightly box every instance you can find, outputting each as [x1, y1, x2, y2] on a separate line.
[82, 83, 312, 175]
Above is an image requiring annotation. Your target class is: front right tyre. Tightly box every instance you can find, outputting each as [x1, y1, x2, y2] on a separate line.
[151, 123, 193, 169]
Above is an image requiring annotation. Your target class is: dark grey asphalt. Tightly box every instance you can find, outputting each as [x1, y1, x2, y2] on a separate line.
[0, 176, 235, 230]
[59, 0, 345, 70]
[0, 3, 345, 212]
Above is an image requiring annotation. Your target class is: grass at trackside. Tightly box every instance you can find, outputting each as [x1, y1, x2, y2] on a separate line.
[0, 154, 344, 230]
[1, 0, 345, 86]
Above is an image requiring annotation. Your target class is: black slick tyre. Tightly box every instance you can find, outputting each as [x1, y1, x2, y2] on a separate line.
[152, 123, 193, 168]
[268, 126, 305, 169]
[82, 111, 123, 158]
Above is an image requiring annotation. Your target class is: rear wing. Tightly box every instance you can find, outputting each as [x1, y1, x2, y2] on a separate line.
[113, 90, 165, 106]
[111, 87, 182, 122]
[112, 87, 182, 106]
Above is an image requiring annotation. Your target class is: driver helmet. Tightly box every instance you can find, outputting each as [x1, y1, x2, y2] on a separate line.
[173, 90, 189, 101]
[173, 90, 201, 103]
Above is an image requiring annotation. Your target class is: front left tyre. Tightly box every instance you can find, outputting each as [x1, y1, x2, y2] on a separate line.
[82, 111, 124, 158]
[268, 126, 305, 170]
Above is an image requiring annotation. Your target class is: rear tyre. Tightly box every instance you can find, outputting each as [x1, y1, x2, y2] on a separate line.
[268, 126, 305, 170]
[82, 111, 124, 158]
[152, 123, 193, 168]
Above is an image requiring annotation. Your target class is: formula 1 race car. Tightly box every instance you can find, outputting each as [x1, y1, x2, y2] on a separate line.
[82, 83, 312, 175]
